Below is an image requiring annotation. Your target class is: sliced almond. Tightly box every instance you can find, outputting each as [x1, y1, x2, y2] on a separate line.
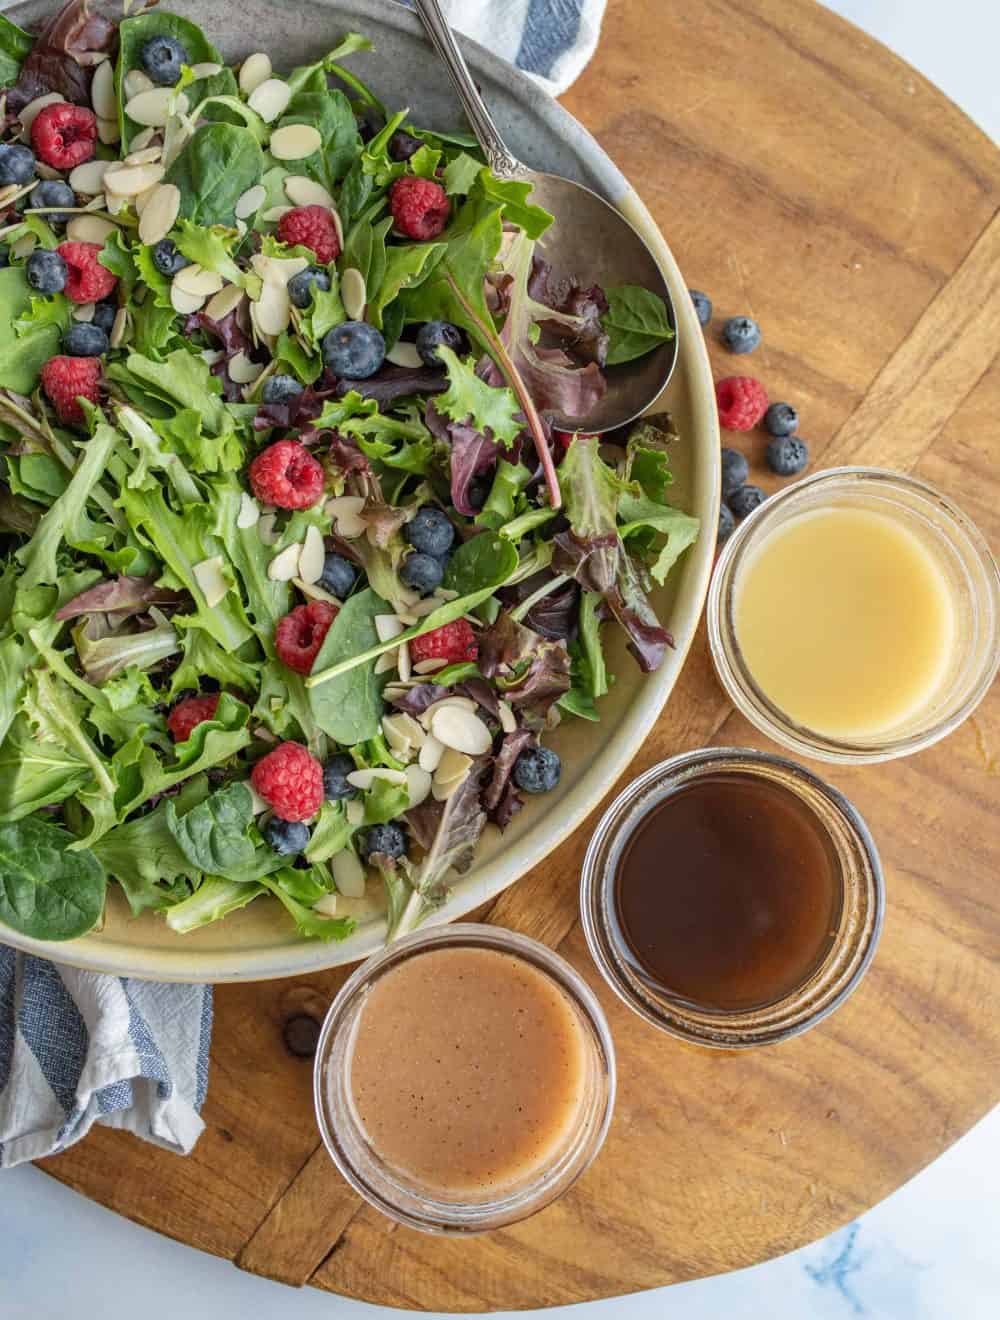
[235, 183, 266, 220]
[71, 302, 95, 323]
[137, 182, 180, 246]
[432, 705, 491, 756]
[248, 784, 270, 815]
[345, 799, 365, 827]
[125, 145, 163, 167]
[390, 712, 426, 747]
[130, 126, 158, 152]
[404, 764, 432, 810]
[267, 541, 301, 582]
[125, 88, 188, 129]
[247, 77, 291, 123]
[386, 340, 424, 369]
[497, 699, 517, 734]
[170, 282, 205, 314]
[204, 283, 245, 321]
[228, 350, 264, 384]
[97, 117, 121, 145]
[331, 849, 365, 898]
[313, 892, 338, 917]
[239, 52, 272, 97]
[397, 641, 412, 682]
[293, 524, 324, 585]
[174, 264, 224, 297]
[251, 279, 291, 336]
[407, 595, 445, 618]
[418, 735, 445, 772]
[104, 161, 166, 197]
[33, 162, 62, 181]
[341, 266, 366, 321]
[68, 159, 112, 195]
[283, 175, 334, 208]
[91, 60, 117, 120]
[413, 657, 448, 675]
[419, 695, 478, 729]
[123, 69, 154, 100]
[293, 577, 341, 606]
[110, 306, 131, 349]
[374, 649, 399, 676]
[189, 61, 223, 79]
[436, 746, 472, 784]
[260, 204, 291, 223]
[324, 494, 366, 539]
[257, 512, 279, 546]
[66, 214, 117, 245]
[375, 614, 406, 644]
[237, 492, 260, 529]
[330, 206, 344, 250]
[193, 555, 228, 607]
[201, 348, 225, 365]
[18, 93, 64, 136]
[432, 772, 470, 802]
[346, 768, 407, 791]
[269, 123, 322, 161]
[381, 719, 411, 757]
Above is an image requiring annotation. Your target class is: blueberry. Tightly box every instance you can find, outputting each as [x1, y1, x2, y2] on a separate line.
[720, 447, 749, 496]
[718, 503, 736, 543]
[28, 181, 79, 232]
[689, 289, 712, 326]
[140, 35, 188, 86]
[264, 816, 310, 857]
[287, 266, 331, 309]
[404, 506, 454, 559]
[415, 319, 466, 368]
[512, 746, 561, 794]
[63, 322, 109, 357]
[399, 551, 444, 595]
[322, 320, 385, 378]
[766, 436, 809, 478]
[466, 473, 491, 511]
[721, 315, 761, 354]
[359, 822, 406, 861]
[388, 130, 422, 162]
[318, 552, 358, 600]
[728, 485, 766, 519]
[152, 238, 190, 277]
[262, 373, 304, 405]
[322, 753, 358, 801]
[92, 301, 117, 335]
[764, 402, 799, 437]
[26, 248, 67, 295]
[0, 144, 35, 186]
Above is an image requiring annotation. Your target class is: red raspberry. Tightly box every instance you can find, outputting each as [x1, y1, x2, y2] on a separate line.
[248, 439, 324, 509]
[409, 619, 478, 666]
[251, 741, 324, 821]
[57, 241, 118, 304]
[166, 694, 220, 742]
[40, 355, 101, 424]
[31, 103, 97, 170]
[389, 176, 450, 240]
[276, 206, 341, 264]
[275, 600, 338, 674]
[715, 376, 769, 432]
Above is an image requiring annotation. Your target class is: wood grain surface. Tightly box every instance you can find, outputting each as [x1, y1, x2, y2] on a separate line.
[37, 0, 1000, 1309]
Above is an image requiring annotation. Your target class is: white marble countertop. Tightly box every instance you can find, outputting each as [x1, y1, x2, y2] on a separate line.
[1, 3, 997, 1317]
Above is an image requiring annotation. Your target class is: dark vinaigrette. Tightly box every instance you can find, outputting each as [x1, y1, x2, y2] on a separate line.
[612, 774, 843, 1012]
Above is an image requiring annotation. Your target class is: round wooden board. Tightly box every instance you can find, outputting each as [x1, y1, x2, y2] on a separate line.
[38, 0, 1000, 1309]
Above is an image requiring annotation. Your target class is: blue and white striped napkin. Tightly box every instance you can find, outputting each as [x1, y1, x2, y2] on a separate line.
[0, 0, 605, 1171]
[0, 951, 210, 1168]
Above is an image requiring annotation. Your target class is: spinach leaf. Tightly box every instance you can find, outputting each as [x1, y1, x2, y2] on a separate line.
[116, 11, 222, 148]
[166, 782, 256, 876]
[165, 123, 264, 227]
[0, 14, 32, 86]
[278, 88, 360, 193]
[602, 285, 675, 365]
[0, 267, 61, 394]
[309, 587, 388, 744]
[0, 817, 106, 941]
[338, 158, 373, 224]
[367, 242, 445, 329]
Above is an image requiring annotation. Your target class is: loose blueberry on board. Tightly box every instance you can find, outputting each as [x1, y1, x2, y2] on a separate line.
[63, 322, 109, 357]
[718, 502, 736, 543]
[322, 754, 358, 801]
[318, 553, 358, 600]
[720, 447, 749, 496]
[287, 266, 331, 309]
[764, 402, 799, 437]
[0, 143, 35, 185]
[91, 301, 117, 335]
[689, 289, 712, 326]
[415, 319, 466, 367]
[513, 746, 562, 794]
[141, 35, 189, 86]
[400, 551, 444, 595]
[322, 321, 386, 378]
[262, 374, 304, 405]
[404, 506, 454, 559]
[152, 238, 190, 276]
[360, 822, 407, 860]
[766, 436, 810, 477]
[26, 248, 67, 294]
[264, 817, 310, 857]
[28, 179, 75, 225]
[722, 315, 761, 354]
[728, 484, 767, 519]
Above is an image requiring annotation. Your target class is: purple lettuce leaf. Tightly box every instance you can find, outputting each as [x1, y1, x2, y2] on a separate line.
[484, 727, 534, 817]
[498, 570, 580, 641]
[55, 575, 188, 621]
[606, 551, 673, 673]
[333, 365, 447, 408]
[426, 400, 500, 517]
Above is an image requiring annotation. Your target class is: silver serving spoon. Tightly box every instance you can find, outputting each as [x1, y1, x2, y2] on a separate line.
[412, 0, 678, 435]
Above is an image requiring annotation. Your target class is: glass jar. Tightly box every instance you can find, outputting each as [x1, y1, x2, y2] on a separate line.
[708, 468, 999, 763]
[313, 923, 616, 1234]
[580, 748, 884, 1048]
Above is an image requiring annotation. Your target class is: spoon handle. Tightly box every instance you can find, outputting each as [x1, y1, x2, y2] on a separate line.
[411, 0, 521, 178]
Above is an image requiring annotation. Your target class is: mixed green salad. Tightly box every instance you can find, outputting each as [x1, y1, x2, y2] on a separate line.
[0, 1, 698, 947]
